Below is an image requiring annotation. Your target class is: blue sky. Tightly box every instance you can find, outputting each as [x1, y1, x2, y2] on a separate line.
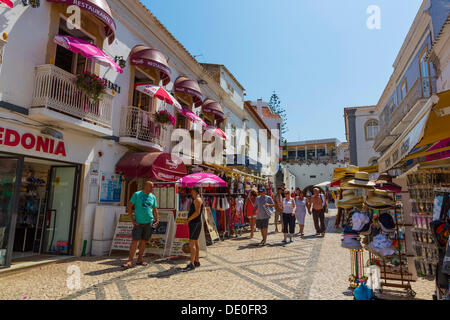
[144, 0, 422, 142]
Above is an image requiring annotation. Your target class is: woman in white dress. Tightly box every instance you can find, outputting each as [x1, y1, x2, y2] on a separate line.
[295, 188, 308, 237]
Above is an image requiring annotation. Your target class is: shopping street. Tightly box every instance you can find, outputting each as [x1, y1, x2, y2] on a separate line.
[0, 208, 434, 300]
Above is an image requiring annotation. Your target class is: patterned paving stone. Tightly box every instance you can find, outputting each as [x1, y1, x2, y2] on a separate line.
[0, 209, 435, 300]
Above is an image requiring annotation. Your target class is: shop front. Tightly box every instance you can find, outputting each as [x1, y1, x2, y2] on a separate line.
[0, 121, 97, 268]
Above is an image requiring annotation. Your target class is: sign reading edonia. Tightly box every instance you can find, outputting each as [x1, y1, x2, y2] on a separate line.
[0, 127, 67, 157]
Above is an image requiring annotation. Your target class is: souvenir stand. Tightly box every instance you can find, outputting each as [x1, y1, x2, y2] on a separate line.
[334, 166, 417, 297]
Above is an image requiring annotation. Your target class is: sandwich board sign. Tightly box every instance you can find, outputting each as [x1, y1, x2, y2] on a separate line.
[204, 207, 220, 242]
[169, 210, 207, 257]
[109, 212, 173, 257]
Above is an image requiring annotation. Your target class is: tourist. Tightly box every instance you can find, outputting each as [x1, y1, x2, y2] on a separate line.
[122, 181, 159, 269]
[182, 187, 204, 272]
[273, 187, 284, 233]
[308, 188, 328, 237]
[295, 188, 308, 237]
[282, 190, 296, 243]
[244, 189, 258, 238]
[253, 187, 275, 246]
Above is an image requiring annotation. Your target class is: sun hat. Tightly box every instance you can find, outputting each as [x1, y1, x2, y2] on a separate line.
[352, 212, 370, 231]
[365, 190, 395, 208]
[341, 238, 363, 250]
[368, 234, 396, 256]
[359, 221, 372, 235]
[259, 187, 266, 192]
[348, 172, 375, 188]
[337, 190, 364, 208]
[378, 213, 395, 233]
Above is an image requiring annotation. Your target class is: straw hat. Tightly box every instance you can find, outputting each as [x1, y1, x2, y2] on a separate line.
[337, 190, 363, 209]
[348, 172, 375, 188]
[365, 189, 395, 208]
[375, 173, 402, 193]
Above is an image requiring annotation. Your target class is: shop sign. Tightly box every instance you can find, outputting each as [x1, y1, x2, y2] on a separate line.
[0, 126, 66, 156]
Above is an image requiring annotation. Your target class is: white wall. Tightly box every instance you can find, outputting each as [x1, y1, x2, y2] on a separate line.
[284, 162, 347, 190]
[353, 108, 379, 166]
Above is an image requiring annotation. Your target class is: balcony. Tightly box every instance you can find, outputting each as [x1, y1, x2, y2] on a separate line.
[30, 64, 113, 136]
[119, 106, 167, 152]
[388, 77, 437, 135]
[373, 77, 437, 153]
[373, 122, 396, 152]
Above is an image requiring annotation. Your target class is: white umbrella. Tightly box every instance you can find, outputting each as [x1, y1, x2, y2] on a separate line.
[314, 181, 331, 188]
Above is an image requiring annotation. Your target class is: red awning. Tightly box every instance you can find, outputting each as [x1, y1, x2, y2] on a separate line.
[130, 46, 171, 86]
[173, 76, 203, 107]
[47, 0, 116, 44]
[116, 152, 187, 181]
[202, 99, 224, 121]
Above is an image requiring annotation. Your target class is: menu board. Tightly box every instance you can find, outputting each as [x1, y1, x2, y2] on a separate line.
[169, 210, 207, 257]
[99, 172, 122, 203]
[110, 212, 173, 257]
[204, 207, 220, 242]
[153, 182, 176, 210]
[145, 210, 174, 256]
[110, 214, 133, 252]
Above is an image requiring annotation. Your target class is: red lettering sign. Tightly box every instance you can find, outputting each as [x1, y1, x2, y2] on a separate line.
[0, 127, 67, 157]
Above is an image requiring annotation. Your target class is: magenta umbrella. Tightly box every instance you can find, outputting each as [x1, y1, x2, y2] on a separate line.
[177, 172, 227, 188]
[54, 35, 123, 74]
[0, 0, 13, 8]
[204, 127, 227, 140]
[181, 108, 208, 127]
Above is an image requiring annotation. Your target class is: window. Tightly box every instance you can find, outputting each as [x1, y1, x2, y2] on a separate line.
[365, 119, 379, 140]
[317, 148, 326, 157]
[54, 18, 94, 75]
[310, 175, 316, 179]
[419, 45, 430, 79]
[400, 78, 408, 101]
[133, 69, 155, 113]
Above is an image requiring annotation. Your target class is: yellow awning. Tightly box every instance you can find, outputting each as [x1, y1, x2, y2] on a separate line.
[415, 90, 450, 148]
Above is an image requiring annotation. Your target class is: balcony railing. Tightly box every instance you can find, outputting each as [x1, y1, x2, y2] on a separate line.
[373, 122, 389, 150]
[388, 76, 437, 132]
[119, 106, 163, 147]
[31, 64, 113, 128]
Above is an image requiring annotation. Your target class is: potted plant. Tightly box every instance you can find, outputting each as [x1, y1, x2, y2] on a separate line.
[153, 110, 170, 124]
[74, 71, 107, 103]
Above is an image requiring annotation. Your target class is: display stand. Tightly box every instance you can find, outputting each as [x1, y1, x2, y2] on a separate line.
[377, 197, 416, 297]
[349, 249, 366, 289]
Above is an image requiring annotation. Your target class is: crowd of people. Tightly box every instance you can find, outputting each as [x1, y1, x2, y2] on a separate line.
[243, 183, 329, 247]
[121, 180, 330, 272]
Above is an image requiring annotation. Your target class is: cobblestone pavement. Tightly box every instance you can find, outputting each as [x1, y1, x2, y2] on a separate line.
[0, 209, 435, 300]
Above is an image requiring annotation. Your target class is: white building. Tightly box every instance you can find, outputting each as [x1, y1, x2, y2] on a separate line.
[344, 106, 380, 166]
[282, 138, 348, 191]
[0, 0, 267, 267]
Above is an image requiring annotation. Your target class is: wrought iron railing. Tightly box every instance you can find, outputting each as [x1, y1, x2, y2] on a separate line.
[31, 64, 113, 128]
[119, 106, 163, 146]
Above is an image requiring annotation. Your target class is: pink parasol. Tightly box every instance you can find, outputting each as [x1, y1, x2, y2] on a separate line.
[53, 35, 123, 74]
[204, 127, 227, 140]
[177, 172, 227, 188]
[134, 83, 181, 111]
[0, 0, 13, 8]
[181, 108, 207, 127]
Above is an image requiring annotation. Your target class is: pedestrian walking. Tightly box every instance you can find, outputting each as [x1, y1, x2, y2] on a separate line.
[122, 181, 159, 269]
[182, 187, 204, 272]
[273, 187, 284, 233]
[282, 190, 296, 243]
[253, 187, 275, 246]
[294, 188, 308, 237]
[244, 189, 258, 238]
[308, 188, 328, 237]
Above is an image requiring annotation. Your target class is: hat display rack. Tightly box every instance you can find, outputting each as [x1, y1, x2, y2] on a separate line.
[335, 167, 416, 297]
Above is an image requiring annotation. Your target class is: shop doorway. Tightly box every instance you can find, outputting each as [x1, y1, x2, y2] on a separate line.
[0, 154, 80, 268]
